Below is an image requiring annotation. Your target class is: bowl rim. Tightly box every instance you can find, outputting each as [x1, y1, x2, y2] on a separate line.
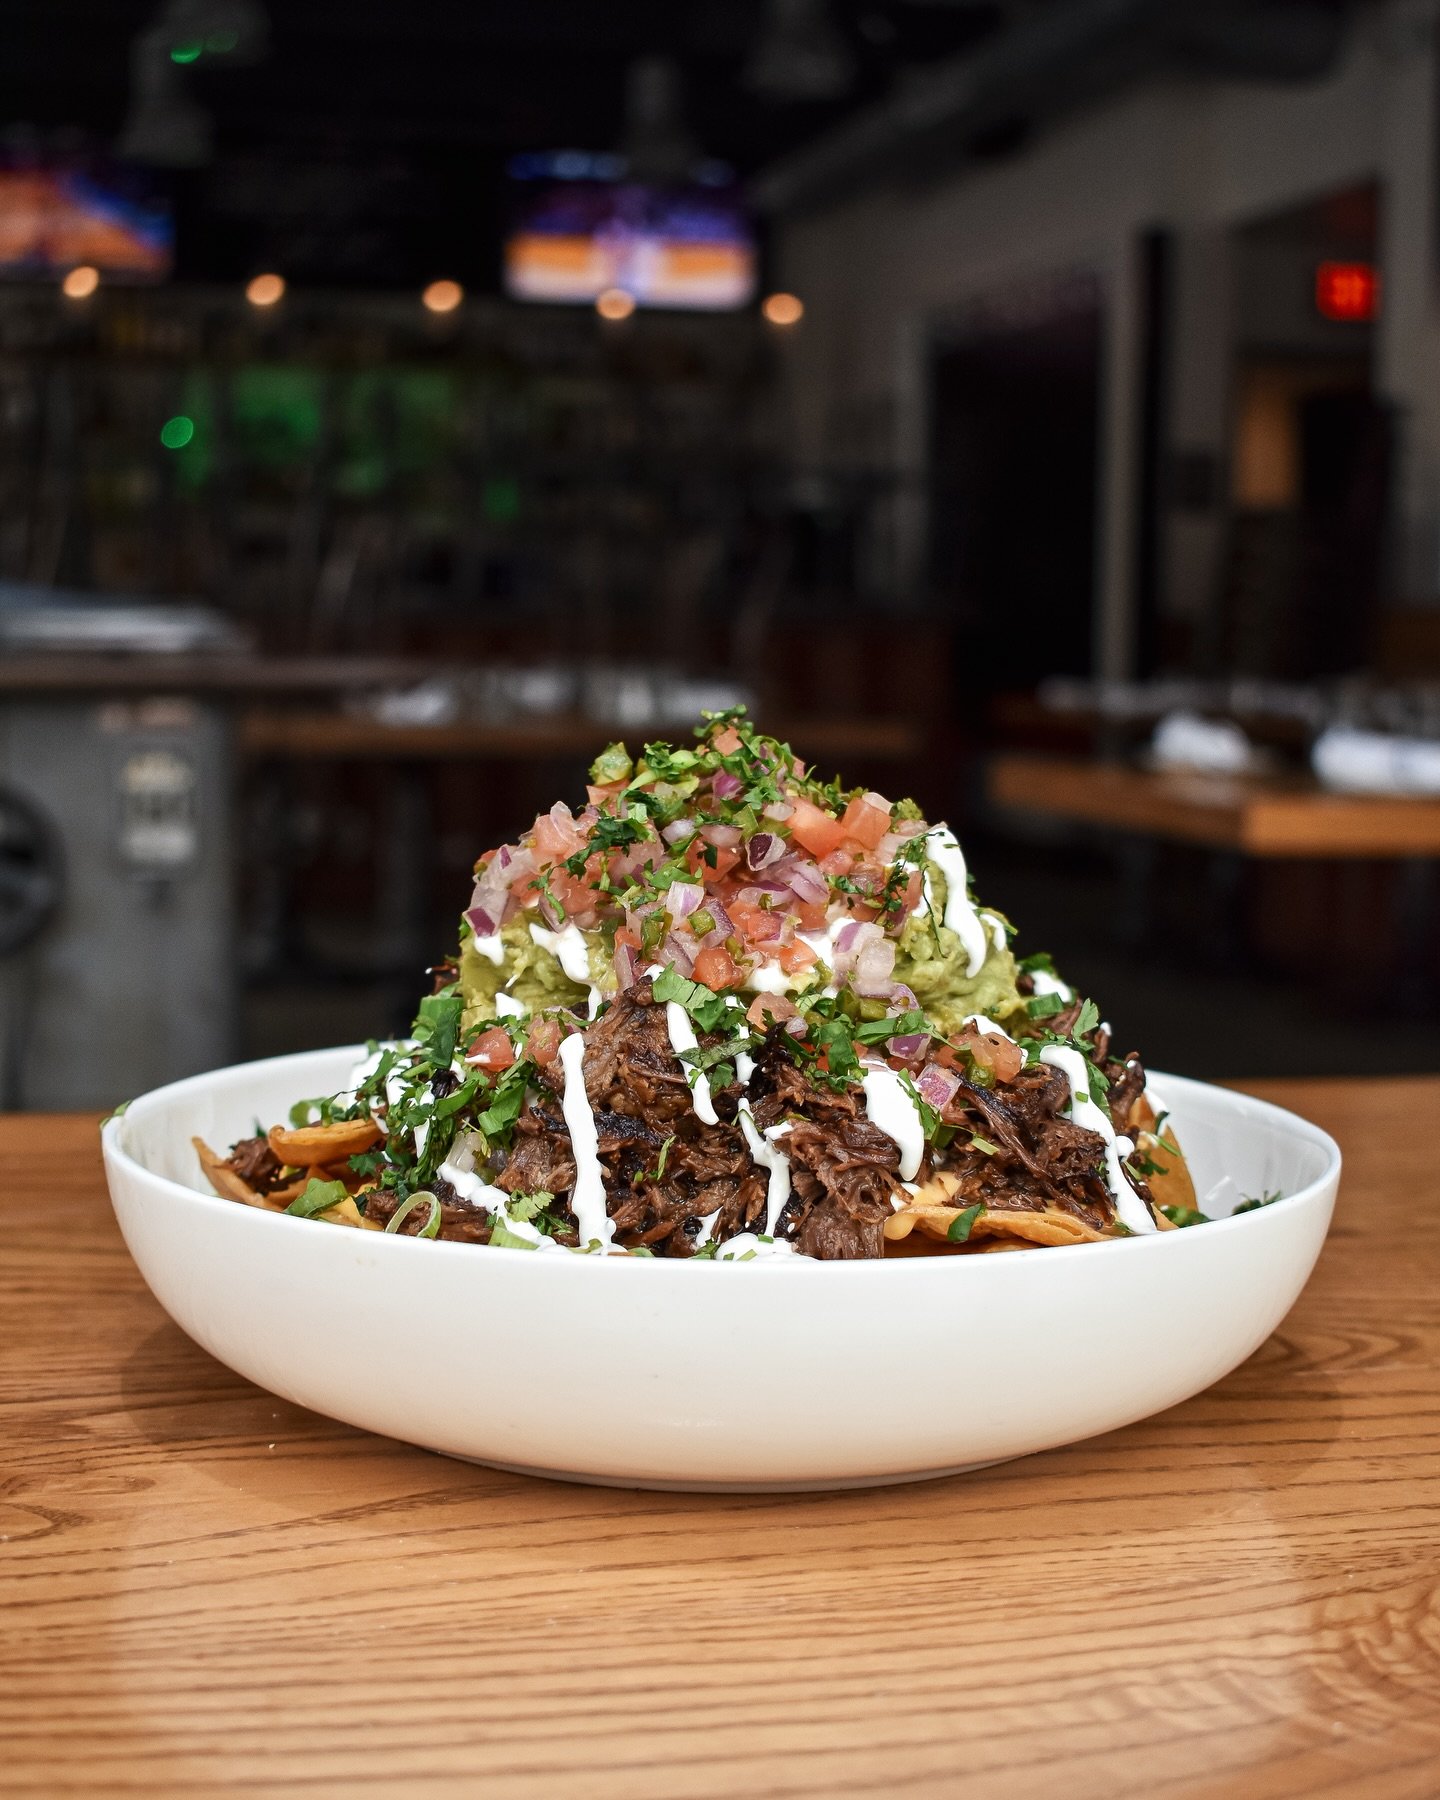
[102, 1045, 1343, 1276]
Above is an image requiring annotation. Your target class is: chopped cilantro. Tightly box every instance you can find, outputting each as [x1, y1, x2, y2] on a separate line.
[1025, 992, 1066, 1020]
[1160, 1204, 1210, 1228]
[652, 965, 731, 1031]
[1233, 1189, 1284, 1214]
[1018, 951, 1058, 977]
[414, 991, 463, 1070]
[947, 1202, 986, 1243]
[1072, 998, 1101, 1041]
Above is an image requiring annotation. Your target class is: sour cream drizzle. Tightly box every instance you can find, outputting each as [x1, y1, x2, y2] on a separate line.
[492, 990, 525, 1018]
[734, 1049, 793, 1234]
[439, 1147, 562, 1252]
[556, 1030, 613, 1251]
[1030, 968, 1074, 1001]
[962, 1012, 1015, 1041]
[529, 921, 592, 986]
[714, 1233, 802, 1261]
[664, 1003, 718, 1125]
[921, 825, 990, 978]
[470, 929, 505, 967]
[860, 1059, 926, 1181]
[1038, 1043, 1153, 1234]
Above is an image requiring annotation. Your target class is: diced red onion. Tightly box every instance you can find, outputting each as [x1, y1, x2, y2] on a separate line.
[665, 881, 704, 921]
[876, 832, 904, 864]
[735, 882, 787, 905]
[713, 771, 743, 801]
[916, 1065, 962, 1111]
[700, 822, 741, 848]
[746, 832, 785, 871]
[662, 819, 695, 845]
[852, 935, 897, 997]
[783, 1016, 807, 1037]
[775, 856, 827, 905]
[662, 931, 696, 975]
[700, 898, 734, 946]
[833, 919, 865, 959]
[613, 941, 639, 991]
[762, 801, 794, 822]
[537, 889, 563, 929]
[886, 1032, 929, 1063]
[493, 844, 514, 875]
[891, 984, 917, 1010]
[465, 902, 500, 938]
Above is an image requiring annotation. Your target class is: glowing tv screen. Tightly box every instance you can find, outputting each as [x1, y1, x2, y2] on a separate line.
[505, 173, 756, 311]
[0, 160, 172, 279]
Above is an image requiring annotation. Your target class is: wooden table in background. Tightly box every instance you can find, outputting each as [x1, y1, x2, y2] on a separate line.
[240, 711, 923, 764]
[3, 1085, 1439, 1798]
[989, 754, 1440, 856]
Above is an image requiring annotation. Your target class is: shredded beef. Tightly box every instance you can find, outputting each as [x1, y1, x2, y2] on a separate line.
[228, 1134, 286, 1193]
[362, 1175, 494, 1244]
[452, 981, 1150, 1257]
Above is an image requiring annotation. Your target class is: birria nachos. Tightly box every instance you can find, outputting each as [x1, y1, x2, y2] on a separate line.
[197, 709, 1207, 1259]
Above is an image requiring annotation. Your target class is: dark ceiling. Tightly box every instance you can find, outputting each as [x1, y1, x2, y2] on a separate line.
[2, 0, 1014, 288]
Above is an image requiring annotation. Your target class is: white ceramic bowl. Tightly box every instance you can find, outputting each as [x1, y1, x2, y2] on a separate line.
[103, 1047, 1340, 1491]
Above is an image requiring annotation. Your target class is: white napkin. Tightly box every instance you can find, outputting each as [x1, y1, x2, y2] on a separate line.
[1311, 726, 1440, 795]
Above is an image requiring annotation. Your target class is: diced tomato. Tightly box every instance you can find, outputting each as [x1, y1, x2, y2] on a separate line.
[533, 805, 583, 863]
[818, 848, 855, 878]
[777, 939, 818, 975]
[713, 726, 742, 754]
[788, 796, 846, 859]
[729, 900, 783, 944]
[957, 1025, 1025, 1084]
[793, 896, 829, 931]
[614, 925, 641, 951]
[840, 791, 892, 850]
[685, 842, 742, 883]
[746, 990, 798, 1029]
[902, 870, 923, 915]
[466, 1026, 515, 1071]
[526, 1019, 562, 1066]
[586, 783, 623, 806]
[692, 945, 740, 990]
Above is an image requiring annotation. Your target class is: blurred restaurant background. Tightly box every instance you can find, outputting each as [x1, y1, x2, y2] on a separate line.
[1, 0, 1438, 1109]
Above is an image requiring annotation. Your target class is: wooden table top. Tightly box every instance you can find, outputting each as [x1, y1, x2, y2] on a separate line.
[990, 753, 1440, 857]
[4, 1083, 1439, 1798]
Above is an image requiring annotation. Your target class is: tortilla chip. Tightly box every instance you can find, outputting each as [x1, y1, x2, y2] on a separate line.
[193, 1137, 285, 1211]
[266, 1117, 383, 1167]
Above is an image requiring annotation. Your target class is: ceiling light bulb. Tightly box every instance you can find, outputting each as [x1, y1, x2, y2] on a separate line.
[62, 265, 101, 300]
[422, 279, 464, 314]
[762, 291, 804, 325]
[596, 287, 637, 321]
[245, 272, 285, 306]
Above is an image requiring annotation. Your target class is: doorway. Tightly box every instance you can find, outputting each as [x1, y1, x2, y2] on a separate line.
[928, 280, 1102, 684]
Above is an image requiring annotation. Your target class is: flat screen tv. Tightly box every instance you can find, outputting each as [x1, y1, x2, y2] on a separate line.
[0, 159, 172, 279]
[505, 167, 756, 311]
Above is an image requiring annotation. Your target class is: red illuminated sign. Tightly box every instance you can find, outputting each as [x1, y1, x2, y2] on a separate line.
[1315, 261, 1379, 322]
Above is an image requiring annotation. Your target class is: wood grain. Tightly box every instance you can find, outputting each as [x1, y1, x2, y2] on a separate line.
[989, 755, 1440, 857]
[2, 1082, 1438, 1799]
